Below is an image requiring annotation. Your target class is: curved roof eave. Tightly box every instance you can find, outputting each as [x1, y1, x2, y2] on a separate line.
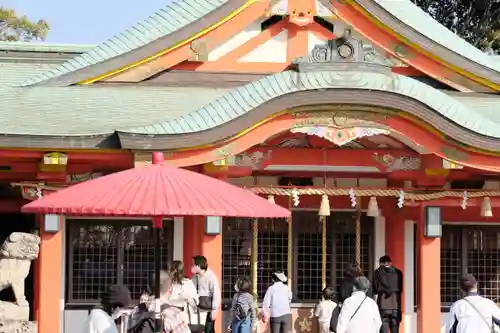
[118, 70, 500, 150]
[19, 0, 249, 87]
[342, 0, 500, 86]
[0, 133, 119, 149]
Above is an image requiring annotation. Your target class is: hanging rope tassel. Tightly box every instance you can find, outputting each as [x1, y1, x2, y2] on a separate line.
[318, 195, 330, 289]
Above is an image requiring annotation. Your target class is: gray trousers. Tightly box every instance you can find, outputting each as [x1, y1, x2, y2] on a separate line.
[269, 314, 292, 333]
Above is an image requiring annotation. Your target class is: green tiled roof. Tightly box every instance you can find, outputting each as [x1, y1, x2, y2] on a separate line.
[369, 0, 500, 73]
[20, 0, 228, 87]
[0, 62, 58, 86]
[1, 71, 500, 140]
[0, 41, 95, 54]
[0, 86, 229, 135]
[125, 70, 500, 138]
[0, 42, 95, 87]
[446, 92, 500, 124]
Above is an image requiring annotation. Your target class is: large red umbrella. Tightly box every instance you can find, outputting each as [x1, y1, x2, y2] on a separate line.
[23, 153, 288, 332]
[22, 156, 290, 218]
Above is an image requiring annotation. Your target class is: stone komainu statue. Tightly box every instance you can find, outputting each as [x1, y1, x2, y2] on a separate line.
[0, 232, 40, 307]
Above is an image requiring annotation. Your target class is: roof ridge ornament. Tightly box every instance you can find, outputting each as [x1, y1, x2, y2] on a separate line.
[292, 27, 392, 74]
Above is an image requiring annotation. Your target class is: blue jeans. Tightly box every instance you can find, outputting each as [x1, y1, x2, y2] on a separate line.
[231, 316, 251, 333]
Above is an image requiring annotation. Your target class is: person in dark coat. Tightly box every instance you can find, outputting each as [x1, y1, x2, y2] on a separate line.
[338, 264, 373, 304]
[338, 264, 359, 304]
[373, 255, 403, 333]
[81, 284, 132, 333]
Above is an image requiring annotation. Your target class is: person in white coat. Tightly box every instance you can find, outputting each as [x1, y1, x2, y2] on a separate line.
[336, 276, 382, 333]
[445, 274, 500, 333]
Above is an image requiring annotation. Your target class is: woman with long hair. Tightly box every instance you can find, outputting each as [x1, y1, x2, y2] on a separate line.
[162, 261, 199, 309]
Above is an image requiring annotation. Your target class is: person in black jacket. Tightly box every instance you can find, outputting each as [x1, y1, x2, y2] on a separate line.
[373, 255, 403, 333]
[338, 264, 374, 304]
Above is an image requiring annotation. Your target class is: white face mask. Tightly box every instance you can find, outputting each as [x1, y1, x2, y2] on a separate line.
[234, 283, 239, 292]
[191, 265, 201, 275]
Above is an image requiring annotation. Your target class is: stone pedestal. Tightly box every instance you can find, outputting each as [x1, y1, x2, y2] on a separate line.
[0, 302, 29, 322]
[0, 321, 36, 333]
[0, 301, 36, 333]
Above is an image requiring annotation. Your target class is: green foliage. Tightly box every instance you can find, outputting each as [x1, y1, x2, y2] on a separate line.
[0, 7, 49, 42]
[413, 0, 500, 53]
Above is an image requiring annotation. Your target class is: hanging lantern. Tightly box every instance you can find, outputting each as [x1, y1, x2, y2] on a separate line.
[318, 195, 331, 217]
[367, 197, 379, 217]
[481, 197, 493, 217]
[268, 195, 275, 204]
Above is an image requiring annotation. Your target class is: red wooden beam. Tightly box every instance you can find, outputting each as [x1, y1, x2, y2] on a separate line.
[0, 199, 27, 213]
[246, 147, 419, 172]
[0, 162, 122, 175]
[0, 150, 134, 166]
[387, 170, 472, 181]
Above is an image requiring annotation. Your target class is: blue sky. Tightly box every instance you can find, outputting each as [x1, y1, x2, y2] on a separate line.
[3, 0, 171, 44]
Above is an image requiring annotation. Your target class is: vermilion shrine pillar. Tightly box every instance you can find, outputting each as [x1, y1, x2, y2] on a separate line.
[416, 205, 441, 333]
[36, 214, 63, 333]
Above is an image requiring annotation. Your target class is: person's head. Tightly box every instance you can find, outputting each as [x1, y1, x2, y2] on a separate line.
[234, 276, 252, 293]
[460, 274, 478, 293]
[345, 263, 361, 277]
[322, 287, 334, 301]
[271, 269, 288, 283]
[191, 255, 208, 275]
[353, 276, 371, 293]
[148, 270, 169, 295]
[379, 255, 392, 267]
[168, 260, 185, 285]
[101, 285, 132, 314]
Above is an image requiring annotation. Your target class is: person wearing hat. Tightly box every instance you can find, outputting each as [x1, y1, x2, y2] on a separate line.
[444, 274, 500, 333]
[81, 284, 132, 333]
[261, 270, 292, 333]
[336, 276, 381, 333]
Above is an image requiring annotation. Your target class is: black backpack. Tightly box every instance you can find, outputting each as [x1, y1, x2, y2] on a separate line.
[128, 304, 155, 333]
[234, 294, 249, 321]
[329, 305, 341, 332]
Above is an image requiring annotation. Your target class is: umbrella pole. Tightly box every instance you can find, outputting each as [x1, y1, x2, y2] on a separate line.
[153, 217, 163, 333]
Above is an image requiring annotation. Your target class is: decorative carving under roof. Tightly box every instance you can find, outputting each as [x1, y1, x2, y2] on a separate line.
[290, 126, 390, 147]
[293, 28, 392, 73]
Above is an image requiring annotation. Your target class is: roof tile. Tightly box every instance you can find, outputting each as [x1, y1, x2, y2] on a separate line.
[124, 70, 500, 139]
[0, 86, 229, 135]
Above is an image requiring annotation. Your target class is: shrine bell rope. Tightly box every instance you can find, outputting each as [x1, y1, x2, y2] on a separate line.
[355, 197, 361, 270]
[251, 218, 258, 302]
[287, 194, 293, 293]
[321, 216, 327, 289]
[250, 187, 500, 200]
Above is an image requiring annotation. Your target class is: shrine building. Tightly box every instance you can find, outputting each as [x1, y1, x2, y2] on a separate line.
[2, 0, 500, 333]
